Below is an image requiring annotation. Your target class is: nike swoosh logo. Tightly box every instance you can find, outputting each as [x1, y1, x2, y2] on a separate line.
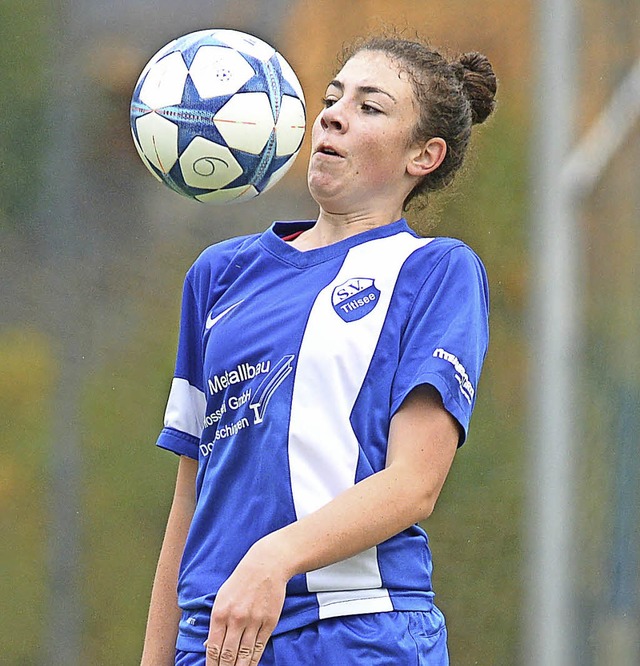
[205, 300, 244, 331]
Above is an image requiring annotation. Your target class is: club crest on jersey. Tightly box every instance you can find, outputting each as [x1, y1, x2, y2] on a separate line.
[332, 278, 380, 322]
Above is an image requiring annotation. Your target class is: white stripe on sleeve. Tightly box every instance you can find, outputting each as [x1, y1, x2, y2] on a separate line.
[164, 377, 206, 439]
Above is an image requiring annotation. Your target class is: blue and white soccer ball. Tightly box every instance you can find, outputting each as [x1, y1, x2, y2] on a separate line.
[130, 29, 306, 204]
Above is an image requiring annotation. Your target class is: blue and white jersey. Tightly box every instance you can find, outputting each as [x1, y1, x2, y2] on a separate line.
[156, 218, 489, 652]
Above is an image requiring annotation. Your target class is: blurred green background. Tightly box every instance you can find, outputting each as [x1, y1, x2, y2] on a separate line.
[1, 0, 638, 664]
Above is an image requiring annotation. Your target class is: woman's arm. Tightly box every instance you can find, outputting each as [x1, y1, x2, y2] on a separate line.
[205, 384, 460, 666]
[141, 455, 198, 666]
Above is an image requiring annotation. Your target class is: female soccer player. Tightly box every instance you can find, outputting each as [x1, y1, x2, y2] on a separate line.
[140, 34, 497, 666]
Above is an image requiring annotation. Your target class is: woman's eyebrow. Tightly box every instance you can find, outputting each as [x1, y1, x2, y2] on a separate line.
[326, 79, 397, 103]
[360, 85, 397, 102]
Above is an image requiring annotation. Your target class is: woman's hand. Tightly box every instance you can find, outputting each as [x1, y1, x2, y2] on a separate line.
[205, 537, 289, 666]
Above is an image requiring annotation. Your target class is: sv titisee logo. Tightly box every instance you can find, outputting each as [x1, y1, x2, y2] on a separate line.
[332, 278, 380, 322]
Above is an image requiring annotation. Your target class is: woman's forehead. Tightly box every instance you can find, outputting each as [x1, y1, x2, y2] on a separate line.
[333, 51, 412, 94]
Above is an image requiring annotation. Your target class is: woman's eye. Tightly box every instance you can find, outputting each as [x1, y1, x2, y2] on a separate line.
[322, 97, 337, 108]
[361, 103, 382, 114]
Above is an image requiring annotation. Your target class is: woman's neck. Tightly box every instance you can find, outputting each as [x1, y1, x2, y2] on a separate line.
[290, 208, 403, 252]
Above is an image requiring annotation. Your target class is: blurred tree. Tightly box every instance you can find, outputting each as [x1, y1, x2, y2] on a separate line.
[0, 0, 50, 229]
[0, 329, 56, 664]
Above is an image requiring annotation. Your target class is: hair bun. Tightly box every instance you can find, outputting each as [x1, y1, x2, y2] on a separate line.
[457, 52, 497, 125]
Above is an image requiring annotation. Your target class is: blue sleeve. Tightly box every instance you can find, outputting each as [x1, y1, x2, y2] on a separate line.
[156, 269, 206, 459]
[174, 270, 206, 391]
[154, 235, 261, 458]
[391, 244, 490, 445]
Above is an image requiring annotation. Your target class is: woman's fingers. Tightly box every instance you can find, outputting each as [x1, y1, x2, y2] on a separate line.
[206, 537, 288, 665]
[206, 621, 272, 666]
[248, 629, 270, 666]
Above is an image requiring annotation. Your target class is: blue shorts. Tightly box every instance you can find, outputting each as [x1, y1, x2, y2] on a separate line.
[175, 609, 448, 665]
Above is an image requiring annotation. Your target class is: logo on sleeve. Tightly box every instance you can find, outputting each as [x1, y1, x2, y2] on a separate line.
[332, 278, 380, 322]
[433, 348, 475, 405]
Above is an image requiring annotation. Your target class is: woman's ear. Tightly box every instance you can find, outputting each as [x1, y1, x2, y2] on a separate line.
[407, 137, 447, 177]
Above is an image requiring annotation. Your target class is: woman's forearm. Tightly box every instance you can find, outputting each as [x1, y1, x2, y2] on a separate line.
[141, 456, 197, 666]
[254, 385, 459, 581]
[254, 459, 438, 581]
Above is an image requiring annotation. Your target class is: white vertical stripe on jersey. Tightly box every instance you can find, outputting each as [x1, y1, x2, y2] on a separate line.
[164, 377, 207, 439]
[287, 231, 432, 618]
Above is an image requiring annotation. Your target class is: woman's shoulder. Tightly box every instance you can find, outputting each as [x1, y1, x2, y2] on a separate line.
[180, 232, 262, 299]
[185, 232, 259, 278]
[193, 232, 261, 266]
[410, 235, 486, 269]
[421, 234, 476, 252]
[400, 234, 489, 294]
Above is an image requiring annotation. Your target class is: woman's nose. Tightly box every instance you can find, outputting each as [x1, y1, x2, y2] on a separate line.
[320, 102, 348, 132]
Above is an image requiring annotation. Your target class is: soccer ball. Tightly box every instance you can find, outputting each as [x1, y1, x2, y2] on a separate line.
[130, 29, 306, 204]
